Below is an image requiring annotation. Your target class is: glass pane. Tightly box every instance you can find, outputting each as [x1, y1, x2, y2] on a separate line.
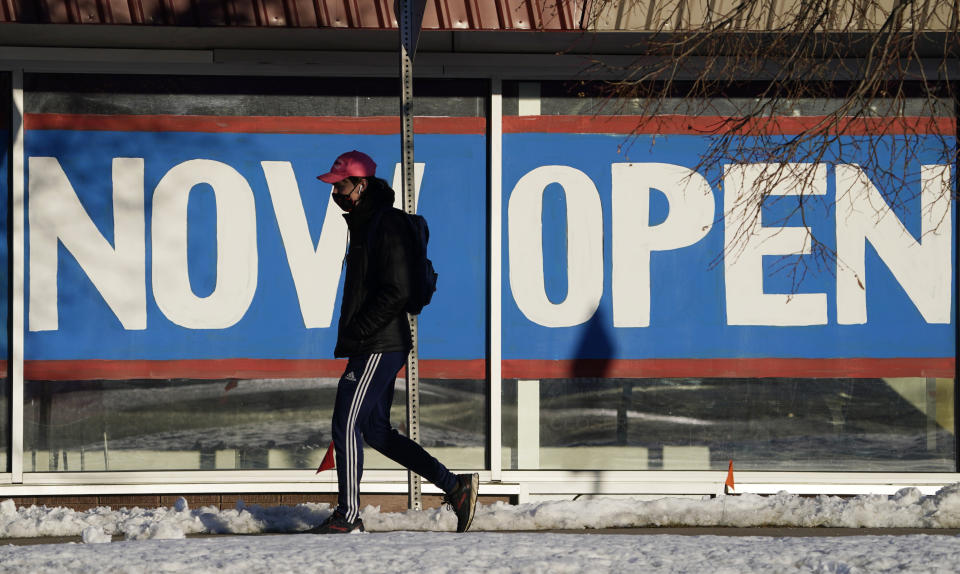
[25, 74, 486, 118]
[24, 378, 333, 471]
[503, 80, 955, 118]
[23, 74, 488, 471]
[23, 377, 488, 472]
[371, 378, 487, 471]
[501, 79, 956, 472]
[503, 377, 955, 471]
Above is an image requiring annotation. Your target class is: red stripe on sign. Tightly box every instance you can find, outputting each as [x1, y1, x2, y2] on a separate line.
[503, 115, 957, 135]
[23, 358, 487, 381]
[24, 114, 486, 134]
[20, 358, 952, 381]
[25, 113, 952, 136]
[501, 358, 955, 379]
[24, 359, 347, 380]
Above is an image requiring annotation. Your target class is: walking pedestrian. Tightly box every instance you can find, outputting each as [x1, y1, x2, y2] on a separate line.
[308, 150, 479, 534]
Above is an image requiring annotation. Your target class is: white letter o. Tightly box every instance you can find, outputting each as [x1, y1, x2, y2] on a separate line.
[152, 159, 258, 329]
[508, 166, 603, 327]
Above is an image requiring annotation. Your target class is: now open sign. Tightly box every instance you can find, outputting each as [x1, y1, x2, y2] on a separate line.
[502, 125, 955, 377]
[21, 114, 956, 380]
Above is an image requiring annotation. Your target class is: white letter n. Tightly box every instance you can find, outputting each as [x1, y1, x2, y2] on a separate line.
[28, 157, 146, 331]
[836, 163, 952, 324]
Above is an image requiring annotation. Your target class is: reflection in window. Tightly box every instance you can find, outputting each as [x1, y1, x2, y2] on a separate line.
[23, 377, 485, 472]
[502, 377, 955, 472]
[368, 379, 487, 471]
[502, 80, 955, 118]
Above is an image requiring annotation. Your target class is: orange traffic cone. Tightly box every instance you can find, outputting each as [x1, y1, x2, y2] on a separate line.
[316, 441, 336, 474]
[724, 460, 735, 494]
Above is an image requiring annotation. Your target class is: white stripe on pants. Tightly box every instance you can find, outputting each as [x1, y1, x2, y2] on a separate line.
[343, 352, 381, 522]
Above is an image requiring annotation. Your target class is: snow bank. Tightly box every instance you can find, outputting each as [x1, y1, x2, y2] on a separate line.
[369, 483, 960, 531]
[4, 485, 960, 542]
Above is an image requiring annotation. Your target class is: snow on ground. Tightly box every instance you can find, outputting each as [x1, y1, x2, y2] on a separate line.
[3, 532, 960, 574]
[3, 486, 960, 572]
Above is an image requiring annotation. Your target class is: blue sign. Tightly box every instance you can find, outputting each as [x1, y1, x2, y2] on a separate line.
[502, 132, 955, 362]
[21, 117, 956, 380]
[24, 128, 487, 364]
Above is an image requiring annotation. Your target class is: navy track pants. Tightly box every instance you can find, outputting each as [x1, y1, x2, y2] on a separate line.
[331, 351, 458, 522]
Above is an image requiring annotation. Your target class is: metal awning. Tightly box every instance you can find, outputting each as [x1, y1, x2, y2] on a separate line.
[0, 0, 587, 29]
[2, 0, 955, 31]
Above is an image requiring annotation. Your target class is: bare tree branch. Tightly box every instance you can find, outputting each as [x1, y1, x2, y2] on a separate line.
[577, 0, 957, 287]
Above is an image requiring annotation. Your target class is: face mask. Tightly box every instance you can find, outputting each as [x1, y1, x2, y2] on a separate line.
[332, 182, 362, 212]
[332, 191, 356, 212]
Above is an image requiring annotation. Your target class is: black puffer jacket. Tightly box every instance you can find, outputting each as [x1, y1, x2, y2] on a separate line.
[334, 181, 413, 358]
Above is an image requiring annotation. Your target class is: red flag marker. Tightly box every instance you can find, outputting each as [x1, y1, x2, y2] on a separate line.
[724, 460, 735, 493]
[316, 441, 336, 474]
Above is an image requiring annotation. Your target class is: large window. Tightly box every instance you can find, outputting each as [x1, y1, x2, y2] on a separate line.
[502, 377, 954, 471]
[500, 80, 956, 472]
[8, 72, 958, 477]
[21, 74, 488, 471]
[23, 377, 487, 472]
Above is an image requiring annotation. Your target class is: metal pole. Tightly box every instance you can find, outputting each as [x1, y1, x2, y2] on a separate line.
[11, 69, 24, 483]
[488, 78, 503, 481]
[398, 0, 422, 511]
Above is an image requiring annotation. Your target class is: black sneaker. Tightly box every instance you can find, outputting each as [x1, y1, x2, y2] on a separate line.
[306, 510, 365, 534]
[442, 473, 479, 533]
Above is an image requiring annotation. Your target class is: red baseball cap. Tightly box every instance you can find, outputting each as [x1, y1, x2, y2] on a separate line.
[317, 150, 377, 183]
